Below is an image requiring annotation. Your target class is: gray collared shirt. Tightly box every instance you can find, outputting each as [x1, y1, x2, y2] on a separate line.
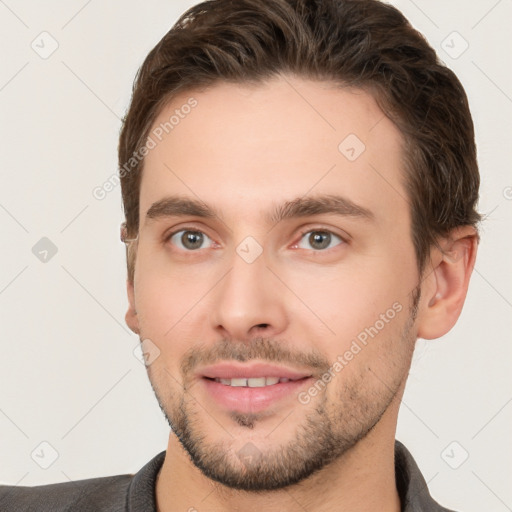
[0, 440, 457, 511]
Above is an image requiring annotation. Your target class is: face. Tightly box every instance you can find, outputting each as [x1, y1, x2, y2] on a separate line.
[127, 75, 421, 491]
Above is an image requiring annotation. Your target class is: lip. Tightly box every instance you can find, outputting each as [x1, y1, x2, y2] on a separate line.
[198, 362, 313, 380]
[197, 362, 314, 414]
[201, 377, 313, 414]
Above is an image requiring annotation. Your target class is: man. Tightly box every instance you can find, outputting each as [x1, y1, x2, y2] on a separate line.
[0, 0, 480, 510]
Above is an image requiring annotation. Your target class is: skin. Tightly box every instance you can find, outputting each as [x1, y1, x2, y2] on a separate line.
[125, 75, 478, 512]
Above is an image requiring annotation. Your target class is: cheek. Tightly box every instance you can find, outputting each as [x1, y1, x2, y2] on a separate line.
[134, 259, 198, 338]
[282, 258, 414, 373]
[287, 262, 400, 331]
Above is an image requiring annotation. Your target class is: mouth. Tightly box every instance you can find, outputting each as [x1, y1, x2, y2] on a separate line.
[198, 361, 313, 381]
[204, 376, 307, 387]
[197, 362, 314, 414]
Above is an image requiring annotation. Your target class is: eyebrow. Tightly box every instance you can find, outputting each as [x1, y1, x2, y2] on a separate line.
[144, 194, 375, 226]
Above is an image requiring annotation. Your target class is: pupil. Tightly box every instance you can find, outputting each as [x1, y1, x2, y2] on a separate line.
[309, 232, 330, 250]
[183, 231, 203, 249]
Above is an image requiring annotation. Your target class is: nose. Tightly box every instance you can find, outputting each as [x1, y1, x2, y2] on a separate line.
[209, 244, 288, 342]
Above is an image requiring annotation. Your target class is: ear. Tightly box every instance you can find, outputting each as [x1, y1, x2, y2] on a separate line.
[416, 226, 479, 340]
[126, 279, 140, 335]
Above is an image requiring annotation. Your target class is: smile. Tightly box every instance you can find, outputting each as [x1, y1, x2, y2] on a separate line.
[209, 376, 304, 387]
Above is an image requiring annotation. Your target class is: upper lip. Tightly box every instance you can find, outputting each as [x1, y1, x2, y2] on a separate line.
[198, 362, 313, 380]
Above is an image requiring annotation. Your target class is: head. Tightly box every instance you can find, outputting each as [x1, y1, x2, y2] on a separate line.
[118, 0, 480, 492]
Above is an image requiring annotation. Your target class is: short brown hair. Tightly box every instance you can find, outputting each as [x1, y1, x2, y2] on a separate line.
[119, 0, 481, 284]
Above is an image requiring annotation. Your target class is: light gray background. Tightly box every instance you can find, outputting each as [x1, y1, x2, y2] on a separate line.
[0, 1, 510, 510]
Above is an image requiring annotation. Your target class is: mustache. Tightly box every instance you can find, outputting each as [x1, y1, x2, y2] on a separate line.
[180, 337, 331, 378]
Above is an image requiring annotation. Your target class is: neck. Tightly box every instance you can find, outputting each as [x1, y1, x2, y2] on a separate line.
[155, 401, 402, 512]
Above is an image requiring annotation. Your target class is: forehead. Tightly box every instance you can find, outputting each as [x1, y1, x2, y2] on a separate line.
[138, 75, 408, 229]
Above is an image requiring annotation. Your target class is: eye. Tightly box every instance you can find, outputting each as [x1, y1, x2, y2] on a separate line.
[295, 230, 345, 251]
[166, 229, 215, 251]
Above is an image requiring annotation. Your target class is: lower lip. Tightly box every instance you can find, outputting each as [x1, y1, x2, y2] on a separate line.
[201, 377, 313, 414]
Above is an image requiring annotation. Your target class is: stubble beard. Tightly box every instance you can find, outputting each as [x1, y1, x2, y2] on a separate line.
[147, 288, 420, 491]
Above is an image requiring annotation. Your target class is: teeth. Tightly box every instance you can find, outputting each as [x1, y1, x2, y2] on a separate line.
[248, 377, 267, 387]
[230, 378, 248, 387]
[213, 377, 296, 387]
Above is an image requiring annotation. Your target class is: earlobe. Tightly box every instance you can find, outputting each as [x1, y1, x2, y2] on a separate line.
[125, 279, 140, 335]
[416, 226, 478, 340]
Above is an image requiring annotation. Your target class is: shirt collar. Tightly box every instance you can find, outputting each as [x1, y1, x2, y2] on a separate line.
[395, 440, 455, 511]
[127, 441, 453, 511]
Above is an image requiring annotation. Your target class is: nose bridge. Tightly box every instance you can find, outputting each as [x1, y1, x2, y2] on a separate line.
[210, 239, 287, 338]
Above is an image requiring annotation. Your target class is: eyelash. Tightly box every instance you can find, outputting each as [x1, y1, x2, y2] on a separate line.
[294, 227, 347, 250]
[164, 226, 347, 252]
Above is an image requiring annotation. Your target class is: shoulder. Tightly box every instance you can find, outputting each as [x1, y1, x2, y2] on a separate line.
[0, 450, 166, 512]
[0, 473, 132, 512]
[395, 440, 459, 512]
